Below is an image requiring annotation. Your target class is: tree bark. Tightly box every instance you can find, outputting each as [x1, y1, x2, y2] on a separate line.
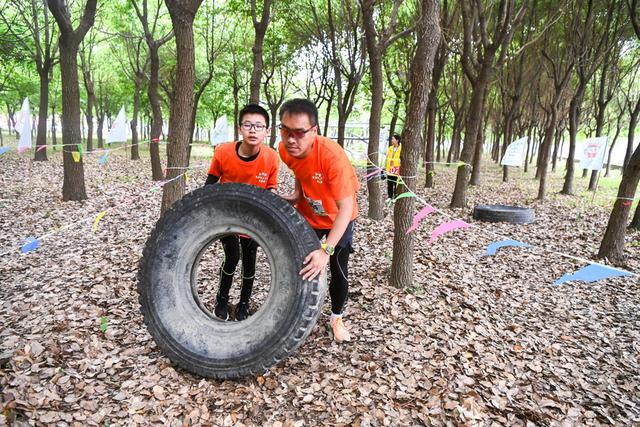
[629, 201, 640, 230]
[82, 67, 95, 152]
[161, 0, 203, 213]
[131, 75, 142, 160]
[537, 109, 557, 200]
[390, 0, 440, 289]
[131, 0, 172, 180]
[34, 70, 50, 161]
[451, 75, 487, 207]
[624, 97, 640, 172]
[502, 117, 512, 181]
[47, 0, 97, 201]
[249, 0, 273, 104]
[361, 0, 403, 220]
[425, 92, 436, 188]
[598, 144, 640, 261]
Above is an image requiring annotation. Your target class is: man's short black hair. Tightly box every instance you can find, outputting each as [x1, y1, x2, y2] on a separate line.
[279, 98, 319, 127]
[239, 104, 270, 127]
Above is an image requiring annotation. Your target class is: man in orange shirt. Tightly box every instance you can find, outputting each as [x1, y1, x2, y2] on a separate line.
[205, 104, 279, 321]
[278, 99, 359, 343]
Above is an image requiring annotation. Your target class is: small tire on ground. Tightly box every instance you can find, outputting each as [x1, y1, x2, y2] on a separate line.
[137, 183, 326, 379]
[472, 204, 535, 224]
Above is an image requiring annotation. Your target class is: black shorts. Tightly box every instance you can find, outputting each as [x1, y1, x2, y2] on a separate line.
[314, 220, 355, 249]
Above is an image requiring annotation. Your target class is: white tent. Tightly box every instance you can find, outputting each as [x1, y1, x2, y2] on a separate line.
[106, 106, 127, 143]
[17, 98, 32, 152]
[210, 115, 230, 146]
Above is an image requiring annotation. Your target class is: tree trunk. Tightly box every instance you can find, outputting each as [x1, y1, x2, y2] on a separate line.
[161, 0, 203, 213]
[624, 97, 640, 172]
[131, 76, 142, 160]
[502, 117, 512, 181]
[448, 116, 462, 163]
[390, 0, 440, 289]
[337, 115, 346, 148]
[450, 74, 487, 207]
[629, 201, 640, 230]
[51, 108, 57, 147]
[537, 108, 557, 200]
[57, 41, 87, 200]
[424, 90, 436, 188]
[436, 107, 446, 162]
[598, 144, 640, 262]
[269, 105, 278, 147]
[562, 90, 584, 195]
[34, 70, 49, 161]
[148, 44, 164, 180]
[232, 81, 240, 141]
[469, 111, 485, 186]
[96, 115, 104, 149]
[551, 126, 561, 172]
[249, 0, 272, 104]
[389, 97, 400, 141]
[524, 127, 532, 173]
[361, 1, 384, 220]
[323, 96, 332, 136]
[605, 119, 622, 177]
[48, 0, 97, 201]
[85, 94, 94, 153]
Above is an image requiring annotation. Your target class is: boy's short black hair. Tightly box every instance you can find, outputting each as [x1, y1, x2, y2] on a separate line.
[279, 98, 319, 127]
[393, 133, 401, 142]
[238, 104, 270, 127]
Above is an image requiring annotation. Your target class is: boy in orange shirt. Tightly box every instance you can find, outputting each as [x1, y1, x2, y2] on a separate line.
[278, 99, 359, 343]
[205, 104, 279, 321]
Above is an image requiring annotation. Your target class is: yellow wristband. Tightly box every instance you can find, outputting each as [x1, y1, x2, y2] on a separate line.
[321, 243, 335, 256]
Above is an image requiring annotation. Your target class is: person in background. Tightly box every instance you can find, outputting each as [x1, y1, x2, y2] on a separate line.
[385, 134, 402, 201]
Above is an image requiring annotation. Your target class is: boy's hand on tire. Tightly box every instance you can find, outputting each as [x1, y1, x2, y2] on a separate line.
[300, 249, 329, 281]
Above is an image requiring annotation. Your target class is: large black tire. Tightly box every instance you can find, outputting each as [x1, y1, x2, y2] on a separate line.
[137, 183, 327, 379]
[472, 204, 535, 224]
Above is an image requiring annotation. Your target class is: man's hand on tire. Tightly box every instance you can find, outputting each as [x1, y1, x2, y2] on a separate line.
[300, 249, 329, 281]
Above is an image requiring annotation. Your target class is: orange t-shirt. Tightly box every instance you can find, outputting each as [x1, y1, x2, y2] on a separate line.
[279, 135, 359, 229]
[208, 141, 279, 189]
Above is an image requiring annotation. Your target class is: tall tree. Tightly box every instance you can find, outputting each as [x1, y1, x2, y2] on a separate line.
[0, 0, 58, 161]
[536, 33, 574, 200]
[79, 29, 98, 152]
[262, 44, 292, 147]
[47, 0, 97, 201]
[120, 37, 149, 160]
[361, 0, 411, 220]
[314, 0, 366, 146]
[189, 1, 225, 150]
[598, 0, 640, 254]
[424, 0, 455, 188]
[561, 0, 619, 195]
[450, 0, 526, 208]
[161, 0, 203, 213]
[248, 0, 274, 103]
[390, 0, 440, 288]
[131, 0, 173, 181]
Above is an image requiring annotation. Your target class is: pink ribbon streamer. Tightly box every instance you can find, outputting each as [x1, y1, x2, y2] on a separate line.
[364, 167, 383, 179]
[429, 219, 470, 244]
[406, 205, 435, 234]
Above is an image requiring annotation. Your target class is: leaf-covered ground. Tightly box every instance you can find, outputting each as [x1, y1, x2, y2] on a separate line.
[1, 148, 638, 426]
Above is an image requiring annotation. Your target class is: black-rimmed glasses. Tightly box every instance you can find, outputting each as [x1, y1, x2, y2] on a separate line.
[240, 122, 267, 131]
